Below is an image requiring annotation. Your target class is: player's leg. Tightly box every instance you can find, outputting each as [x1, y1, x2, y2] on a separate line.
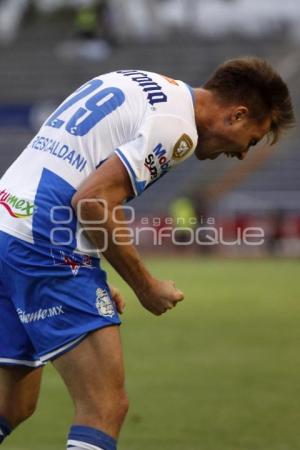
[0, 366, 42, 443]
[0, 232, 125, 448]
[53, 326, 128, 450]
[0, 258, 44, 445]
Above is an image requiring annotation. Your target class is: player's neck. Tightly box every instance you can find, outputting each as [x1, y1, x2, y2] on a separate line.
[193, 88, 217, 131]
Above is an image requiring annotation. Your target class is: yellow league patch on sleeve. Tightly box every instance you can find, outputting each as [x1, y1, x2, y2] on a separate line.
[173, 134, 193, 160]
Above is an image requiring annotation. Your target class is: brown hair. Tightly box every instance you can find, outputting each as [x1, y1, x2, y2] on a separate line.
[204, 57, 295, 144]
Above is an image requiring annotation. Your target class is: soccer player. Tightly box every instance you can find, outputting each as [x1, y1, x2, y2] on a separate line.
[0, 58, 294, 449]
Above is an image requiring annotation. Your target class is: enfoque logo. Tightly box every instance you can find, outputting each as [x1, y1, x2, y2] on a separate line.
[49, 201, 265, 253]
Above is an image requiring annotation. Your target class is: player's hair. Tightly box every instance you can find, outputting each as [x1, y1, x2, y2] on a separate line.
[204, 57, 295, 144]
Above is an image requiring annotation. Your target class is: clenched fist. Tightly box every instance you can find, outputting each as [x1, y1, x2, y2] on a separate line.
[138, 279, 184, 315]
[108, 283, 126, 314]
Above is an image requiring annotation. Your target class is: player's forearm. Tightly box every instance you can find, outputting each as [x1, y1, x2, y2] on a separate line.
[77, 199, 154, 296]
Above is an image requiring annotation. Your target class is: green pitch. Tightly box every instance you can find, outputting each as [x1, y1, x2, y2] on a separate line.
[5, 258, 300, 450]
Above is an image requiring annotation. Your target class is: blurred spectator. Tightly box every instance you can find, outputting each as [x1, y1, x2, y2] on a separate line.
[197, 0, 300, 39]
[0, 0, 27, 44]
[75, 5, 98, 40]
[109, 0, 300, 41]
[169, 196, 197, 249]
[109, 0, 163, 41]
[266, 210, 286, 255]
[56, 1, 113, 61]
[1, 0, 300, 45]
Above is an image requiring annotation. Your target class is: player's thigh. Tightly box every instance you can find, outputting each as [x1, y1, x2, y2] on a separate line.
[0, 366, 43, 424]
[52, 326, 125, 403]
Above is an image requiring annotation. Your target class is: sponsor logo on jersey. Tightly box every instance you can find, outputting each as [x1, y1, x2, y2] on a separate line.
[117, 70, 168, 106]
[96, 288, 115, 318]
[144, 143, 171, 180]
[161, 75, 179, 86]
[0, 189, 35, 218]
[173, 134, 193, 160]
[17, 305, 64, 324]
[51, 249, 94, 276]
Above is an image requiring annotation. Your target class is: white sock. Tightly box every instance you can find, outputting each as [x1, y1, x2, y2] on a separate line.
[67, 440, 104, 450]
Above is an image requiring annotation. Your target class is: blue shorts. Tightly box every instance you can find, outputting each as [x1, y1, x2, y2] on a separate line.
[0, 231, 120, 368]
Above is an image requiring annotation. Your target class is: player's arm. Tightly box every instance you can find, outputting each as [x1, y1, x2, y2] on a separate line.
[71, 154, 184, 315]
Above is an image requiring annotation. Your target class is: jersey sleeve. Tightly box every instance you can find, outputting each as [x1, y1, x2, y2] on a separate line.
[115, 115, 197, 197]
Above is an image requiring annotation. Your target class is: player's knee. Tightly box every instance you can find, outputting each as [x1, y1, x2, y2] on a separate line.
[99, 387, 129, 424]
[118, 388, 129, 421]
[12, 398, 37, 427]
[0, 400, 36, 430]
[76, 386, 129, 426]
[102, 387, 129, 427]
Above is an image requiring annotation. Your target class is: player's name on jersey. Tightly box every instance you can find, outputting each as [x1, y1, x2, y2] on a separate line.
[29, 135, 87, 172]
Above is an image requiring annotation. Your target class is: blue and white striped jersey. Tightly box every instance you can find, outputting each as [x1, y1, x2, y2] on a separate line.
[0, 70, 198, 255]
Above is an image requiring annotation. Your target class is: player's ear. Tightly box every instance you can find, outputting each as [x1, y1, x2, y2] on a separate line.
[230, 106, 249, 124]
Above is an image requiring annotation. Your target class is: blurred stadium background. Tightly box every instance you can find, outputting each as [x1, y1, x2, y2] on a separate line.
[0, 1, 299, 449]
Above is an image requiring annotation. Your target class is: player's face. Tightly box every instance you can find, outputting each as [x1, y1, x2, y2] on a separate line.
[195, 108, 271, 161]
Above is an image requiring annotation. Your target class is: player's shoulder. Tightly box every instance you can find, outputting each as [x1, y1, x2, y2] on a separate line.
[97, 69, 191, 103]
[95, 69, 197, 140]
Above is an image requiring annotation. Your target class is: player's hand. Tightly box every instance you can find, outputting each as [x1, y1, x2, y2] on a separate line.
[138, 279, 184, 316]
[109, 284, 125, 314]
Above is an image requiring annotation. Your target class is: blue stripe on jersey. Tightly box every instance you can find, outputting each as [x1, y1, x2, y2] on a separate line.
[32, 168, 77, 249]
[184, 83, 195, 106]
[115, 148, 146, 195]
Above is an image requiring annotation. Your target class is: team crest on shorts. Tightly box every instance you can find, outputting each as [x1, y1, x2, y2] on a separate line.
[172, 134, 193, 160]
[96, 288, 115, 318]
